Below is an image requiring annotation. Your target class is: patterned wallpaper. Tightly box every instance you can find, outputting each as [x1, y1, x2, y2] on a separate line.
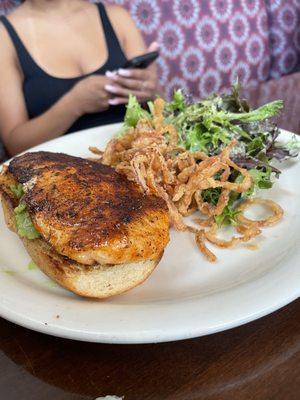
[104, 0, 272, 99]
[0, 0, 299, 99]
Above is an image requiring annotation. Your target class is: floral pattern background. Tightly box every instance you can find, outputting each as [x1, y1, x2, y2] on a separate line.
[0, 0, 299, 99]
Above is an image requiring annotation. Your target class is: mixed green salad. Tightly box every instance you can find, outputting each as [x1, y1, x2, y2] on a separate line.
[120, 84, 299, 226]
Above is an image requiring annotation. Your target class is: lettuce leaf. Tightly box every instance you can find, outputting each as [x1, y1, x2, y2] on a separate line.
[214, 205, 241, 227]
[14, 203, 40, 240]
[124, 95, 150, 128]
[225, 100, 283, 122]
[10, 183, 24, 199]
[165, 89, 186, 112]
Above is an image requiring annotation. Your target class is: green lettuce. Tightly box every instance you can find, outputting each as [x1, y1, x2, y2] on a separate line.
[225, 100, 283, 122]
[214, 205, 241, 227]
[124, 94, 150, 128]
[165, 89, 186, 112]
[14, 203, 40, 240]
[10, 183, 24, 199]
[118, 85, 295, 228]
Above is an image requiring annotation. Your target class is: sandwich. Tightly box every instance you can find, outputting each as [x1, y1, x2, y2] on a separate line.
[0, 152, 170, 298]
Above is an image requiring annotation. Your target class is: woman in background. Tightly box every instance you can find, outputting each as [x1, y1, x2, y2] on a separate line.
[0, 0, 159, 155]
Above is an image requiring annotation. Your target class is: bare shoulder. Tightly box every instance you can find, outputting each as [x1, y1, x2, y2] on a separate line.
[0, 22, 15, 58]
[0, 2, 26, 52]
[105, 4, 134, 28]
[4, 2, 27, 24]
[105, 4, 132, 19]
[0, 19, 22, 75]
[105, 4, 140, 45]
[104, 4, 146, 56]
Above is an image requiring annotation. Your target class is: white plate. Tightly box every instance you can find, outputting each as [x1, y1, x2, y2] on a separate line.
[0, 124, 299, 343]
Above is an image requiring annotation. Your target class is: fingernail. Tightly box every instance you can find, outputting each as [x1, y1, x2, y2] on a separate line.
[105, 71, 115, 77]
[109, 98, 120, 105]
[107, 73, 118, 81]
[104, 84, 118, 93]
[118, 68, 131, 77]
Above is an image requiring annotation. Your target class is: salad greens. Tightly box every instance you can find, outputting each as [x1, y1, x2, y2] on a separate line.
[120, 85, 298, 226]
[124, 95, 150, 128]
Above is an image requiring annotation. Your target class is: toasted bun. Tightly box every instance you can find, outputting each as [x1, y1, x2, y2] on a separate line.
[1, 193, 162, 298]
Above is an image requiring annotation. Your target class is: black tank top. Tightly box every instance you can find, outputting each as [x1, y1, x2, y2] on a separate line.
[0, 3, 127, 134]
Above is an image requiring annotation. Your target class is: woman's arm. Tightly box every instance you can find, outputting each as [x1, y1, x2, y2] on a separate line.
[107, 5, 148, 59]
[0, 86, 81, 156]
[0, 26, 111, 156]
[0, 29, 74, 155]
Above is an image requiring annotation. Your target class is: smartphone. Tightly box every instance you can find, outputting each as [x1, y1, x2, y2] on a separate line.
[122, 51, 159, 69]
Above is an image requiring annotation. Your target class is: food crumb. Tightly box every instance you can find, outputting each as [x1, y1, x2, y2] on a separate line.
[246, 244, 259, 251]
[55, 315, 60, 319]
[3, 270, 16, 276]
[27, 261, 38, 270]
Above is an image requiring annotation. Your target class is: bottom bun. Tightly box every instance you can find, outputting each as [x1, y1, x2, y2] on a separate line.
[1, 194, 162, 299]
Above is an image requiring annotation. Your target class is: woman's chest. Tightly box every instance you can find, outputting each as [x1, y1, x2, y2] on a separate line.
[13, 8, 111, 78]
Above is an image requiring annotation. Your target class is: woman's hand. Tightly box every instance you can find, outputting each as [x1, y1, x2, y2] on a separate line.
[104, 67, 158, 105]
[105, 67, 158, 105]
[68, 75, 112, 116]
[104, 42, 160, 106]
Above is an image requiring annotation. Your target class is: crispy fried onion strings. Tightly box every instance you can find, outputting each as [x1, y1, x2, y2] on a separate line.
[236, 198, 284, 227]
[97, 99, 284, 262]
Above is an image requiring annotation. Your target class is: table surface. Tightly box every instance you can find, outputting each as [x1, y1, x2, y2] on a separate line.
[1, 72, 300, 400]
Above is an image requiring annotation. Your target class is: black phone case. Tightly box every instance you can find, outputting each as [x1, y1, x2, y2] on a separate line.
[122, 51, 159, 69]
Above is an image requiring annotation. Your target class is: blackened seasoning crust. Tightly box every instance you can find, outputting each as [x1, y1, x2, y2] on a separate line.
[8, 152, 169, 265]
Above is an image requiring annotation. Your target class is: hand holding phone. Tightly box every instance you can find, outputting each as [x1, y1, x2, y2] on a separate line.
[121, 51, 159, 69]
[104, 43, 160, 105]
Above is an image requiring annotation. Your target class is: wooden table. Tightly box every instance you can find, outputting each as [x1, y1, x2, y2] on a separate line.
[1, 73, 300, 400]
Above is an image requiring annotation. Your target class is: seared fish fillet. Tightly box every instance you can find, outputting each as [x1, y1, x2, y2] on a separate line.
[4, 152, 169, 265]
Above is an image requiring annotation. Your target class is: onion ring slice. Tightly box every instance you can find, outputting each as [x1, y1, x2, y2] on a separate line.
[237, 198, 284, 228]
[205, 223, 261, 248]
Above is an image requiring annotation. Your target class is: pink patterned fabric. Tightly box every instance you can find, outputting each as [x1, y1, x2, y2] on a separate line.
[102, 0, 271, 99]
[0, 0, 19, 15]
[266, 0, 300, 79]
[0, 0, 299, 100]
